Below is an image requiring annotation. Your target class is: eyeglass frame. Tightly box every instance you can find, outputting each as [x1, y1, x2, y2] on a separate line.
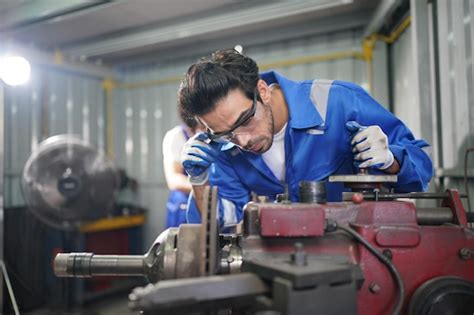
[201, 89, 258, 143]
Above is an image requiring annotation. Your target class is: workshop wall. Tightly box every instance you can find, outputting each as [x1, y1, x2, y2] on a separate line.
[391, 26, 421, 139]
[115, 28, 383, 245]
[390, 23, 441, 210]
[113, 70, 187, 246]
[436, 0, 474, 203]
[390, 0, 474, 211]
[4, 68, 105, 207]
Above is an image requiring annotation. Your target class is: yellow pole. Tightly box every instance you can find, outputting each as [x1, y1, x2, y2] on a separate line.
[102, 78, 116, 158]
[361, 35, 377, 94]
[376, 16, 412, 44]
[53, 49, 64, 65]
[259, 50, 365, 71]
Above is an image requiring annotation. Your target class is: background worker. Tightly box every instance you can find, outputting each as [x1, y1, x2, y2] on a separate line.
[162, 108, 202, 227]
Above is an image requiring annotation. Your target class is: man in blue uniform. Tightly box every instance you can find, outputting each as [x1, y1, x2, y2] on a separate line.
[178, 49, 433, 228]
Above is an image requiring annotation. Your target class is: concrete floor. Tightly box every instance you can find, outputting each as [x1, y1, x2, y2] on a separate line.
[23, 293, 136, 315]
[83, 294, 136, 315]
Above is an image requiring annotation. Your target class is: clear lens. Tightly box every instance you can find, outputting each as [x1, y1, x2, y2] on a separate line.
[212, 134, 232, 143]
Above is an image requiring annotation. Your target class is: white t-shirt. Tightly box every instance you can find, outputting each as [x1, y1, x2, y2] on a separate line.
[262, 123, 287, 182]
[162, 125, 187, 163]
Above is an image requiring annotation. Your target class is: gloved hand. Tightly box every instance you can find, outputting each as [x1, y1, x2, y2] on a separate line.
[181, 132, 219, 185]
[345, 121, 394, 170]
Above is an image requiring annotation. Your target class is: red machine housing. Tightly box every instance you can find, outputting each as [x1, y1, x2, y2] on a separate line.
[243, 190, 474, 314]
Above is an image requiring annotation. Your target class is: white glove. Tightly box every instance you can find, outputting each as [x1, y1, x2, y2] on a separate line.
[346, 121, 395, 170]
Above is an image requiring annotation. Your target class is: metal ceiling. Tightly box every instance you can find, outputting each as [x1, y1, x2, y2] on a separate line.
[0, 0, 380, 66]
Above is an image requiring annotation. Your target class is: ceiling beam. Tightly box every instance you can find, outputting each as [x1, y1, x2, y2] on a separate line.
[63, 0, 356, 58]
[0, 0, 112, 32]
[362, 0, 403, 37]
[112, 10, 371, 68]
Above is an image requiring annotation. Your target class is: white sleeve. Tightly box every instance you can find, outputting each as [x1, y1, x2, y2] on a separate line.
[163, 126, 187, 163]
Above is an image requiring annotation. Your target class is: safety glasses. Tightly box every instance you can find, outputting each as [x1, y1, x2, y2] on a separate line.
[205, 90, 257, 143]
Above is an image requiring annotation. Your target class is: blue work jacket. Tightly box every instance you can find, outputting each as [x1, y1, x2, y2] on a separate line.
[187, 71, 433, 228]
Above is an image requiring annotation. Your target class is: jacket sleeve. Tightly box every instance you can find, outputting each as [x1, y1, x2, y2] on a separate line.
[335, 81, 433, 192]
[186, 152, 250, 229]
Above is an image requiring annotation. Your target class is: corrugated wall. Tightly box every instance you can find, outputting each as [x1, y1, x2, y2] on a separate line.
[391, 0, 474, 211]
[4, 67, 105, 207]
[113, 73, 186, 245]
[436, 0, 474, 211]
[391, 26, 422, 138]
[116, 28, 386, 245]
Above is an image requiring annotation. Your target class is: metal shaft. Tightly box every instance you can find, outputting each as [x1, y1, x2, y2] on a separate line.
[416, 207, 453, 225]
[362, 192, 467, 199]
[54, 253, 145, 277]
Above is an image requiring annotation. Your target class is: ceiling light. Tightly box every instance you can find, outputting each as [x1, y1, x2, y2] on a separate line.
[0, 56, 31, 86]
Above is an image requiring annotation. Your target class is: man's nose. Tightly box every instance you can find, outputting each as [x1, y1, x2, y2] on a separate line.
[234, 133, 252, 148]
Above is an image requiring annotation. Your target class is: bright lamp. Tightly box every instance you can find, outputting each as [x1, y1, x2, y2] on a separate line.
[0, 56, 31, 86]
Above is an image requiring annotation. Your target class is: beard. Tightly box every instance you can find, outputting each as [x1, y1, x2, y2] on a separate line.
[244, 103, 274, 154]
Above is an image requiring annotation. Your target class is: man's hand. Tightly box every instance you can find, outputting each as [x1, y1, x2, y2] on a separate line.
[181, 133, 219, 185]
[345, 121, 395, 170]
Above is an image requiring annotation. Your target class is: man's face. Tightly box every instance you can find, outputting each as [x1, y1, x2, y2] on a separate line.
[199, 88, 274, 154]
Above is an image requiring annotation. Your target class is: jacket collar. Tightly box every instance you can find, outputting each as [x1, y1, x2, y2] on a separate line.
[260, 70, 325, 129]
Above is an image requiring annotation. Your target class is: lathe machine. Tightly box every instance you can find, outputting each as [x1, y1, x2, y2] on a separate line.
[53, 173, 474, 314]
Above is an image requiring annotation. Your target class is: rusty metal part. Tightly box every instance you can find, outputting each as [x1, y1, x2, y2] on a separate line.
[160, 228, 178, 280]
[175, 224, 202, 278]
[442, 190, 470, 227]
[375, 227, 421, 247]
[54, 225, 203, 282]
[259, 203, 325, 237]
[157, 225, 203, 280]
[200, 186, 219, 276]
[341, 192, 461, 225]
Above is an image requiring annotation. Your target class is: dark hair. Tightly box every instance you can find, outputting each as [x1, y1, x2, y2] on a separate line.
[178, 48, 259, 116]
[178, 104, 197, 129]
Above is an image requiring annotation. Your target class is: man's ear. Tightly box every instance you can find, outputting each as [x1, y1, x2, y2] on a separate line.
[256, 79, 270, 103]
